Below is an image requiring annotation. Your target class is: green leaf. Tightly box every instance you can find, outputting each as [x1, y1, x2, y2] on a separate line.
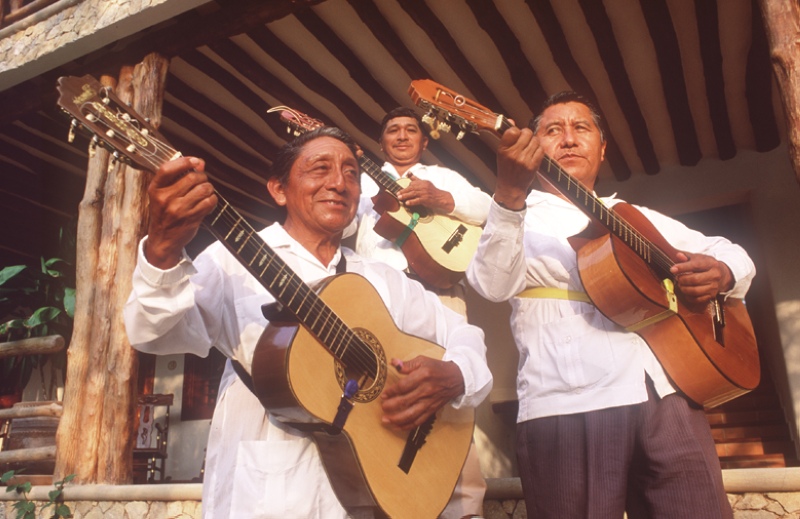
[55, 503, 72, 517]
[48, 489, 61, 501]
[24, 307, 62, 329]
[19, 481, 32, 493]
[1, 470, 15, 484]
[0, 265, 27, 286]
[63, 288, 76, 318]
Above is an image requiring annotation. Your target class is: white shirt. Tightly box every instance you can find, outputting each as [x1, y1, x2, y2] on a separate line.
[124, 223, 492, 519]
[466, 190, 755, 423]
[352, 162, 491, 270]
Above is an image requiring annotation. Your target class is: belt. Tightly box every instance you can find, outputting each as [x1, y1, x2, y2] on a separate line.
[515, 287, 592, 303]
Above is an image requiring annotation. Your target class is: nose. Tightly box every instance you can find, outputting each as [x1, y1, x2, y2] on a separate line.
[560, 127, 577, 147]
[326, 165, 348, 191]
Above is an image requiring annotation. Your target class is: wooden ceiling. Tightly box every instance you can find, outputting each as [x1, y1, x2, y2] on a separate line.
[0, 0, 785, 265]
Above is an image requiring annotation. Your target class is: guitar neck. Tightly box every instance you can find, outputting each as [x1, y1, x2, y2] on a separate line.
[203, 192, 371, 372]
[536, 156, 673, 276]
[359, 155, 402, 196]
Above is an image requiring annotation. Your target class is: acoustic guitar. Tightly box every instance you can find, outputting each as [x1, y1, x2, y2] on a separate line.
[57, 75, 474, 518]
[271, 106, 483, 289]
[408, 78, 759, 408]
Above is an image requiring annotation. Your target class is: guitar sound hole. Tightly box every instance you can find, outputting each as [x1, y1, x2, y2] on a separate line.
[334, 328, 387, 403]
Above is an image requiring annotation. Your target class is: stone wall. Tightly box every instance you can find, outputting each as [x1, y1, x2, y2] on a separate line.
[0, 0, 206, 90]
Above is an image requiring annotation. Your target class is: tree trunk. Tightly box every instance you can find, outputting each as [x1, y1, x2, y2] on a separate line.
[55, 53, 169, 484]
[758, 0, 800, 185]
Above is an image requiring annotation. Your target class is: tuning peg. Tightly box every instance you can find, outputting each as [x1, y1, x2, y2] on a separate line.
[112, 151, 120, 163]
[421, 113, 435, 127]
[89, 135, 99, 157]
[68, 119, 78, 143]
[456, 130, 465, 140]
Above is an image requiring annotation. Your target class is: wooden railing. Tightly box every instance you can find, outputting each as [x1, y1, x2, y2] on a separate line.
[0, 335, 65, 471]
[0, 0, 58, 29]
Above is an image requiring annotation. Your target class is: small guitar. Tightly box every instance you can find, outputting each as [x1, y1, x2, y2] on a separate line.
[270, 106, 483, 289]
[57, 75, 474, 518]
[408, 79, 759, 408]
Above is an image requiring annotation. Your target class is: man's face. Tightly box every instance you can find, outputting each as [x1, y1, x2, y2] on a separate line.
[269, 136, 361, 240]
[535, 101, 606, 191]
[380, 116, 428, 169]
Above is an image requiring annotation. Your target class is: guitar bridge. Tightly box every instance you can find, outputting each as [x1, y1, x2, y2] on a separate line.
[713, 295, 726, 345]
[442, 224, 468, 253]
[398, 415, 435, 473]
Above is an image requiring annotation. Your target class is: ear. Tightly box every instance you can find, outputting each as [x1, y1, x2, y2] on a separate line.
[267, 177, 287, 207]
[599, 140, 607, 163]
[420, 136, 429, 152]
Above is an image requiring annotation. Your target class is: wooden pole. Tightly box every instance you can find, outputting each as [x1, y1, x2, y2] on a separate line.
[757, 0, 800, 185]
[54, 53, 169, 484]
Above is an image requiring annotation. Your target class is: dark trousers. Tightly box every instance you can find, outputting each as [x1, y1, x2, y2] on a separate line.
[516, 381, 731, 519]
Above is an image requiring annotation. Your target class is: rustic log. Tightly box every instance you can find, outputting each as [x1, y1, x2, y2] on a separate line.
[0, 401, 62, 420]
[55, 53, 169, 484]
[0, 335, 64, 360]
[758, 0, 800, 185]
[0, 445, 56, 465]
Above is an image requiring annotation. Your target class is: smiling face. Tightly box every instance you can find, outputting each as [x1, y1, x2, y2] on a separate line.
[268, 136, 360, 243]
[535, 101, 606, 192]
[380, 116, 428, 173]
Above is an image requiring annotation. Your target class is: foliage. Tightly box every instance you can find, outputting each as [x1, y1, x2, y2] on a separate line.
[0, 256, 76, 398]
[1, 470, 75, 519]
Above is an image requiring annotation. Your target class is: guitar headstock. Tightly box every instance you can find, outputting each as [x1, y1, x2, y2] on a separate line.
[267, 105, 325, 137]
[56, 75, 169, 173]
[408, 79, 508, 139]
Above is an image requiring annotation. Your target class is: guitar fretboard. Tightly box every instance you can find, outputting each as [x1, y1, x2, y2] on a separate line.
[204, 198, 378, 376]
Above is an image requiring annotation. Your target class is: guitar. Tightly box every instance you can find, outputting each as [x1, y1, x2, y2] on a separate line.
[269, 105, 483, 289]
[408, 79, 759, 408]
[57, 75, 474, 518]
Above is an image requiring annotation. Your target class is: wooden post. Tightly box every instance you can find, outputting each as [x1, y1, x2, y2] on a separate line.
[55, 53, 169, 484]
[758, 0, 800, 185]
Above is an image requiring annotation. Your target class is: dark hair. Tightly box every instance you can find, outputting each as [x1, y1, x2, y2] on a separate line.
[270, 126, 359, 185]
[379, 107, 430, 140]
[528, 91, 606, 143]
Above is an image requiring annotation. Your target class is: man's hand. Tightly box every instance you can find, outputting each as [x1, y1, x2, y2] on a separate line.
[144, 156, 218, 269]
[670, 252, 734, 305]
[494, 126, 545, 210]
[381, 356, 465, 430]
[396, 173, 455, 214]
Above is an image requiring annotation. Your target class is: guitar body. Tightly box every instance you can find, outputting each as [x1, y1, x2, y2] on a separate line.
[371, 177, 483, 289]
[576, 203, 760, 408]
[251, 273, 475, 519]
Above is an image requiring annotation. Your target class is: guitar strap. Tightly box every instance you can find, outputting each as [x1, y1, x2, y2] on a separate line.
[230, 252, 348, 398]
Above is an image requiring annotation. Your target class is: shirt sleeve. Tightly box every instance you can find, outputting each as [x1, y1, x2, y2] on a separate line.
[364, 259, 493, 409]
[422, 165, 492, 226]
[466, 199, 529, 303]
[123, 237, 233, 358]
[635, 205, 756, 299]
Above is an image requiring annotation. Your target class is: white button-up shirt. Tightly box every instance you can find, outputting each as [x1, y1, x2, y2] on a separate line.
[124, 223, 492, 519]
[466, 190, 755, 423]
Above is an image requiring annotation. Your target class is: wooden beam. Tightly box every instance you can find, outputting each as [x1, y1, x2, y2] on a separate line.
[757, 0, 800, 185]
[0, 335, 64, 360]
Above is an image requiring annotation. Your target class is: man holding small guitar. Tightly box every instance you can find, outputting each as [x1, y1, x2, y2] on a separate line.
[350, 107, 491, 312]
[123, 127, 492, 519]
[466, 92, 755, 519]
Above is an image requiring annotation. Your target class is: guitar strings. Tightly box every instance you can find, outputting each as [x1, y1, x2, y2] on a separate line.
[83, 108, 383, 380]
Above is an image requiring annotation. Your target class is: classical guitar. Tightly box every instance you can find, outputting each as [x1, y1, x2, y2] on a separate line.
[408, 79, 759, 408]
[270, 106, 483, 289]
[57, 75, 474, 518]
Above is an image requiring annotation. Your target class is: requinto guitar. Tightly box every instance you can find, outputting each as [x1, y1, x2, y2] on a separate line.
[408, 79, 759, 408]
[269, 106, 482, 289]
[57, 75, 474, 518]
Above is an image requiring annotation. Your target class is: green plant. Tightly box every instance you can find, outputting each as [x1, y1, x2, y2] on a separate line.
[0, 256, 76, 400]
[1, 470, 75, 519]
